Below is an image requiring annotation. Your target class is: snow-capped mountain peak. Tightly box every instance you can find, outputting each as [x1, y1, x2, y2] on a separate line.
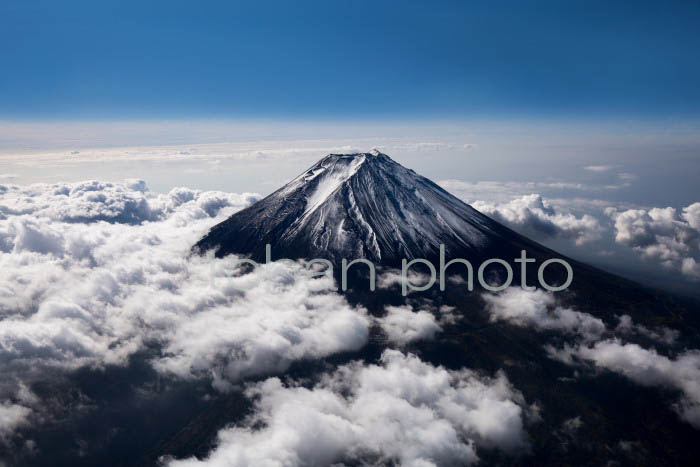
[194, 151, 541, 265]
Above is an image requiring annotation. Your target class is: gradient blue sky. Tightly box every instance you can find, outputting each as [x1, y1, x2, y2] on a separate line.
[3, 1, 700, 294]
[2, 0, 700, 119]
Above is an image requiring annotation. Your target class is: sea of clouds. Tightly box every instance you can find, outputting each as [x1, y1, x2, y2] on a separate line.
[0, 179, 537, 465]
[1, 179, 699, 466]
[0, 181, 372, 430]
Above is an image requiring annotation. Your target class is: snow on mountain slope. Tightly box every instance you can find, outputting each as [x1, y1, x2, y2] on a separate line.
[296, 153, 367, 218]
[194, 151, 551, 265]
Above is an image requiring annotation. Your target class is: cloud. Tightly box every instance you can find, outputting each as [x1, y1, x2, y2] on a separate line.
[377, 268, 432, 293]
[438, 177, 635, 207]
[375, 142, 471, 153]
[377, 306, 442, 345]
[152, 259, 371, 391]
[482, 288, 679, 347]
[439, 180, 594, 204]
[0, 384, 36, 442]
[0, 180, 259, 225]
[617, 172, 638, 181]
[683, 202, 700, 230]
[548, 341, 700, 428]
[167, 350, 530, 467]
[472, 194, 603, 246]
[615, 315, 678, 345]
[483, 289, 697, 428]
[0, 135, 469, 174]
[482, 288, 606, 341]
[584, 165, 614, 172]
[0, 180, 373, 436]
[483, 289, 700, 428]
[681, 258, 700, 279]
[606, 203, 700, 280]
[0, 402, 31, 438]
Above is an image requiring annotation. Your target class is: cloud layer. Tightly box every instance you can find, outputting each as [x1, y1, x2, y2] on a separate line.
[168, 350, 530, 467]
[606, 203, 700, 280]
[549, 341, 700, 427]
[483, 287, 698, 428]
[472, 194, 603, 246]
[377, 306, 442, 345]
[2, 177, 699, 462]
[0, 180, 373, 436]
[483, 288, 605, 341]
[447, 183, 700, 287]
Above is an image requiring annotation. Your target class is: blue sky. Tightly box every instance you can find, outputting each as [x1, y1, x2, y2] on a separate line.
[2, 1, 700, 294]
[2, 0, 700, 119]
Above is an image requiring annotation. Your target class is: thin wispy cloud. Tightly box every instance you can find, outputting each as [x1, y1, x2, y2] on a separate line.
[584, 165, 615, 172]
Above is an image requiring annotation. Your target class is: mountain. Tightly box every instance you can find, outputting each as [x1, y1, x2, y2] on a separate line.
[7, 156, 700, 467]
[195, 150, 558, 267]
[187, 151, 700, 466]
[194, 150, 697, 307]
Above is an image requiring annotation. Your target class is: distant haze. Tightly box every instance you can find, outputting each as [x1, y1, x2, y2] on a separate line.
[2, 119, 699, 296]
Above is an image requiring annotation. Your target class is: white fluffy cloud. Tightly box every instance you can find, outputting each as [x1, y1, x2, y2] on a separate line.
[548, 341, 700, 428]
[0, 402, 31, 438]
[606, 203, 700, 279]
[483, 288, 678, 347]
[152, 259, 370, 391]
[482, 288, 605, 341]
[167, 350, 530, 467]
[436, 180, 700, 286]
[681, 258, 700, 279]
[377, 306, 442, 345]
[0, 180, 373, 434]
[684, 203, 700, 231]
[0, 383, 36, 442]
[473, 194, 603, 246]
[483, 288, 700, 429]
[0, 180, 258, 225]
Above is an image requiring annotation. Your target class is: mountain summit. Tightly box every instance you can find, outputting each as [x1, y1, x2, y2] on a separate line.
[195, 150, 553, 265]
